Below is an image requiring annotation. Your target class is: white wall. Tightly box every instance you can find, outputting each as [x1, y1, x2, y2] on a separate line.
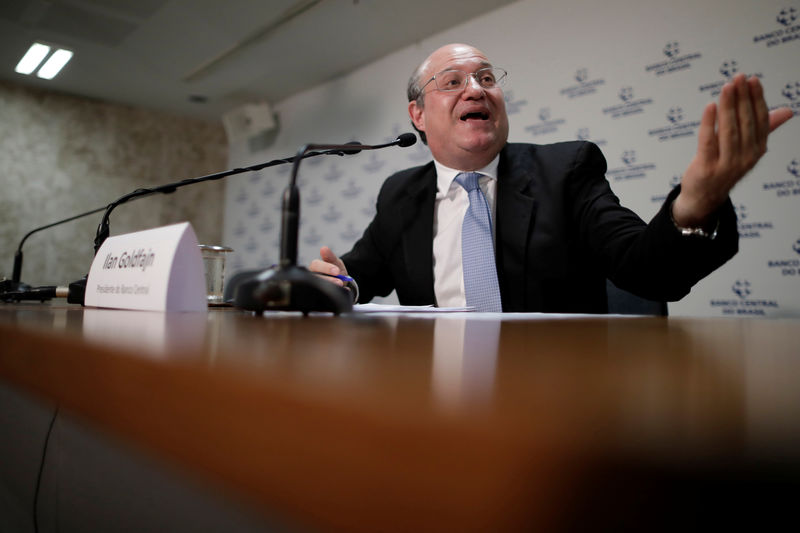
[224, 0, 800, 317]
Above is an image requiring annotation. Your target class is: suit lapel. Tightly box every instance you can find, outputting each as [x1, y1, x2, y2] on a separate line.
[495, 145, 537, 310]
[400, 164, 437, 304]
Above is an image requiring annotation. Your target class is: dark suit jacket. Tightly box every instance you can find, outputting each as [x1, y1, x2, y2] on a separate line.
[341, 142, 738, 313]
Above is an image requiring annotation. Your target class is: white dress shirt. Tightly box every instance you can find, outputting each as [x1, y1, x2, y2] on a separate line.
[432, 155, 500, 308]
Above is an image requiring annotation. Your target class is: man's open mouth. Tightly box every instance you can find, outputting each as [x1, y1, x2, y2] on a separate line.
[460, 111, 489, 121]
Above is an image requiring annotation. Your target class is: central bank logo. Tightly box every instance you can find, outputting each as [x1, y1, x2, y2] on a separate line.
[322, 204, 343, 223]
[575, 127, 607, 146]
[306, 188, 324, 205]
[524, 107, 566, 137]
[789, 159, 800, 177]
[261, 181, 276, 197]
[650, 175, 682, 204]
[772, 80, 800, 116]
[259, 217, 274, 233]
[606, 150, 656, 181]
[539, 108, 551, 121]
[735, 203, 774, 238]
[235, 188, 247, 204]
[504, 90, 528, 115]
[244, 236, 258, 253]
[339, 222, 362, 242]
[559, 67, 606, 99]
[767, 237, 800, 276]
[648, 106, 700, 141]
[778, 7, 797, 26]
[753, 7, 800, 47]
[341, 180, 363, 199]
[782, 81, 800, 100]
[302, 226, 322, 246]
[719, 60, 738, 78]
[711, 279, 779, 316]
[622, 150, 636, 166]
[699, 60, 761, 97]
[407, 142, 431, 163]
[362, 153, 385, 173]
[663, 41, 680, 58]
[762, 158, 800, 197]
[732, 279, 752, 299]
[602, 86, 653, 118]
[667, 106, 683, 123]
[645, 40, 702, 76]
[361, 196, 377, 218]
[323, 164, 343, 182]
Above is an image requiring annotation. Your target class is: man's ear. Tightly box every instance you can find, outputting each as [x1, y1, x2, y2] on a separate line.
[408, 100, 425, 133]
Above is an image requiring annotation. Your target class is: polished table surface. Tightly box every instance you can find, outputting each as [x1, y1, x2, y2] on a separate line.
[2, 304, 799, 530]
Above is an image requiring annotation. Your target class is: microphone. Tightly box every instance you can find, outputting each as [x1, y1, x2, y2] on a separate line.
[0, 285, 70, 303]
[1, 205, 108, 302]
[395, 132, 417, 147]
[234, 133, 417, 315]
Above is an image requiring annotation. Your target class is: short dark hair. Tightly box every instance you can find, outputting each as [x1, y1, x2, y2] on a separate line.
[406, 65, 427, 144]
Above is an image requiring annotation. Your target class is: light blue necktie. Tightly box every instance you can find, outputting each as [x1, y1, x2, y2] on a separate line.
[455, 172, 503, 312]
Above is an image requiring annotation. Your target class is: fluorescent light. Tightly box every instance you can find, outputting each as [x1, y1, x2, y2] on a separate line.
[15, 43, 51, 75]
[36, 49, 73, 80]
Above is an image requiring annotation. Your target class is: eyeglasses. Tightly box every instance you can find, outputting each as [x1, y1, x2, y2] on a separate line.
[420, 67, 507, 94]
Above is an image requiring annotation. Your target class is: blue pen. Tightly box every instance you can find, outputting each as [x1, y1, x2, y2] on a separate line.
[317, 272, 359, 303]
[319, 272, 354, 283]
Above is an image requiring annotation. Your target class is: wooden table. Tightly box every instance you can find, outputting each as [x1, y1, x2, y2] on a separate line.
[2, 304, 799, 531]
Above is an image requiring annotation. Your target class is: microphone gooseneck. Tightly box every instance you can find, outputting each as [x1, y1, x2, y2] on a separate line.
[91, 145, 362, 255]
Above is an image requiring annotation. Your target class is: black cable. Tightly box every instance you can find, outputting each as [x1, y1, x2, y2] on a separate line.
[33, 405, 59, 533]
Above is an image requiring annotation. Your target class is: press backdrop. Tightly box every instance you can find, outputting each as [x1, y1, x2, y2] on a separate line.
[223, 0, 800, 317]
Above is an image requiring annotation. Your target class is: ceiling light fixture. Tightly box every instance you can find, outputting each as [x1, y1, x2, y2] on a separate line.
[14, 42, 74, 80]
[15, 43, 51, 75]
[36, 49, 74, 80]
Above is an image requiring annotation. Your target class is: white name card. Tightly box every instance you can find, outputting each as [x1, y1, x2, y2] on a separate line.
[85, 222, 206, 312]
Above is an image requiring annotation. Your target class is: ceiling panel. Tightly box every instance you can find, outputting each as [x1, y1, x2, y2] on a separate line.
[0, 0, 517, 120]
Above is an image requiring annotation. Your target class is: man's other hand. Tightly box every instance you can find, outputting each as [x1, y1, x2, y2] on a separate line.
[673, 73, 793, 228]
[309, 246, 348, 286]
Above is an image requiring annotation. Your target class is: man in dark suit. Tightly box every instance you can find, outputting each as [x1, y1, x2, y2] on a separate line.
[310, 43, 793, 312]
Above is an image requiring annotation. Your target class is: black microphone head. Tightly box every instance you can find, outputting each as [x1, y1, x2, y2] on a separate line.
[396, 133, 417, 147]
[342, 141, 362, 155]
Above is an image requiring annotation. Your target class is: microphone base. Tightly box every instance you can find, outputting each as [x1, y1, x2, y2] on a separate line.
[68, 276, 87, 305]
[1, 279, 33, 302]
[234, 265, 353, 315]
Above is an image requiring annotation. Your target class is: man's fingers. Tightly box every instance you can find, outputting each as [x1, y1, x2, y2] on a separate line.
[309, 259, 345, 286]
[768, 107, 794, 133]
[695, 101, 719, 164]
[748, 76, 770, 153]
[735, 74, 757, 160]
[319, 246, 346, 273]
[716, 76, 739, 165]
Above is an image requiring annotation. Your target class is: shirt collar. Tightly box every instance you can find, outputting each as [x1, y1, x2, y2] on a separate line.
[434, 154, 500, 197]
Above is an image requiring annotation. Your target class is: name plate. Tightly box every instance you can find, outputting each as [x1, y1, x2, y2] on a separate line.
[85, 222, 206, 312]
